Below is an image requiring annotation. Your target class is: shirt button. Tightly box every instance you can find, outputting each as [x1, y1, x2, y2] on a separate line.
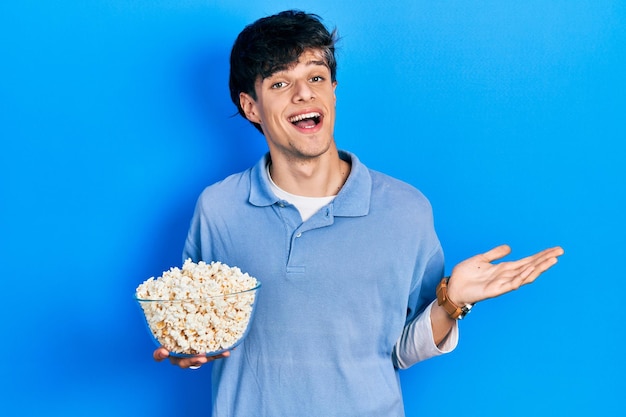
[278, 203, 285, 208]
[296, 232, 302, 238]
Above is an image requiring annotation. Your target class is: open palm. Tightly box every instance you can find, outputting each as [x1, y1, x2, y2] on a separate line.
[447, 244, 564, 306]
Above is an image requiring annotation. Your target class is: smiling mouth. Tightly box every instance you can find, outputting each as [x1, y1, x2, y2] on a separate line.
[288, 112, 322, 129]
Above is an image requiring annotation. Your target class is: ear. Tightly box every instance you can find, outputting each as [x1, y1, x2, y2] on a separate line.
[332, 81, 338, 103]
[239, 92, 261, 124]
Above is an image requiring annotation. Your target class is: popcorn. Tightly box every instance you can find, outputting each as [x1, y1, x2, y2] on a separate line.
[136, 259, 259, 355]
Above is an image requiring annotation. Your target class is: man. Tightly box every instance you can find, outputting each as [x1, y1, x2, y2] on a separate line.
[153, 10, 563, 416]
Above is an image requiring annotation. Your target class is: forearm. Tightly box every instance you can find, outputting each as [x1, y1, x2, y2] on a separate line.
[430, 301, 456, 347]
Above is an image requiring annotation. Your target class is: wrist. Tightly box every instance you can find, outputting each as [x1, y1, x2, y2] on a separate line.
[445, 278, 463, 306]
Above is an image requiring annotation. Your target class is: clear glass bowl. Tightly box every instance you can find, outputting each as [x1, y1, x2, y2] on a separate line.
[135, 282, 261, 357]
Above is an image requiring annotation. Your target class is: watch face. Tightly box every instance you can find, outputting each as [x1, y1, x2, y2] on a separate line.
[459, 304, 474, 319]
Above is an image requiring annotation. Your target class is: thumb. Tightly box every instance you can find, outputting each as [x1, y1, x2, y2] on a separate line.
[482, 244, 512, 263]
[153, 347, 170, 362]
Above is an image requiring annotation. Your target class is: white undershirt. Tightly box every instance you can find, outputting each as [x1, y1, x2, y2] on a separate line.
[266, 164, 336, 222]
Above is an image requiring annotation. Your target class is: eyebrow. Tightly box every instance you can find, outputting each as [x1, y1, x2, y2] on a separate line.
[262, 59, 329, 81]
[306, 59, 328, 67]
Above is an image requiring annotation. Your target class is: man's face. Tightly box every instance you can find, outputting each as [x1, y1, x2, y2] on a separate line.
[239, 49, 337, 161]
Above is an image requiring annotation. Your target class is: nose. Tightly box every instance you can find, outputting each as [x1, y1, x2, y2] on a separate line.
[292, 80, 314, 102]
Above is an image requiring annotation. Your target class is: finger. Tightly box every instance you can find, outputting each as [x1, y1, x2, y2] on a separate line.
[481, 244, 512, 263]
[153, 347, 169, 362]
[520, 246, 565, 265]
[548, 246, 565, 256]
[178, 350, 232, 369]
[497, 246, 564, 274]
[175, 355, 208, 368]
[489, 263, 538, 296]
[512, 254, 560, 287]
[515, 248, 562, 276]
[205, 350, 231, 362]
[532, 253, 560, 274]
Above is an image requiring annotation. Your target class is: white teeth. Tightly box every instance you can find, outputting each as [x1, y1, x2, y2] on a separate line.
[288, 112, 321, 122]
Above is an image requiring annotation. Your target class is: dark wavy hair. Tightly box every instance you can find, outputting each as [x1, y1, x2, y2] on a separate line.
[229, 10, 338, 133]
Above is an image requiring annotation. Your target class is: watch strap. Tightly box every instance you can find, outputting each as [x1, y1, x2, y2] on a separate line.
[436, 277, 473, 319]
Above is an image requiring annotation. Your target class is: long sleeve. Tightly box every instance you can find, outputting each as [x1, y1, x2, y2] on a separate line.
[392, 300, 459, 369]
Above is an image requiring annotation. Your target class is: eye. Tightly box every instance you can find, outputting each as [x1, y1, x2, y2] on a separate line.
[310, 75, 325, 83]
[271, 81, 287, 89]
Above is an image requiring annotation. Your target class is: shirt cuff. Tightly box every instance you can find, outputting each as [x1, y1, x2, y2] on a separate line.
[393, 300, 459, 369]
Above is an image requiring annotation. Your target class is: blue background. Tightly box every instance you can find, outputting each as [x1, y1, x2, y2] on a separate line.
[1, 1, 624, 416]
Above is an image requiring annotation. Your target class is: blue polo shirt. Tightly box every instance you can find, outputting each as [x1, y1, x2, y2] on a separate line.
[183, 151, 445, 417]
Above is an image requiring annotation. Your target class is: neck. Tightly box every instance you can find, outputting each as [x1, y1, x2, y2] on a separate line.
[268, 150, 350, 197]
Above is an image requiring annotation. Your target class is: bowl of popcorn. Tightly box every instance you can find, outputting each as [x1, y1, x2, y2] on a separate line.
[135, 259, 261, 357]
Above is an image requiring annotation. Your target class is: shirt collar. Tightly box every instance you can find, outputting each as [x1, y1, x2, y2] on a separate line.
[248, 151, 371, 217]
